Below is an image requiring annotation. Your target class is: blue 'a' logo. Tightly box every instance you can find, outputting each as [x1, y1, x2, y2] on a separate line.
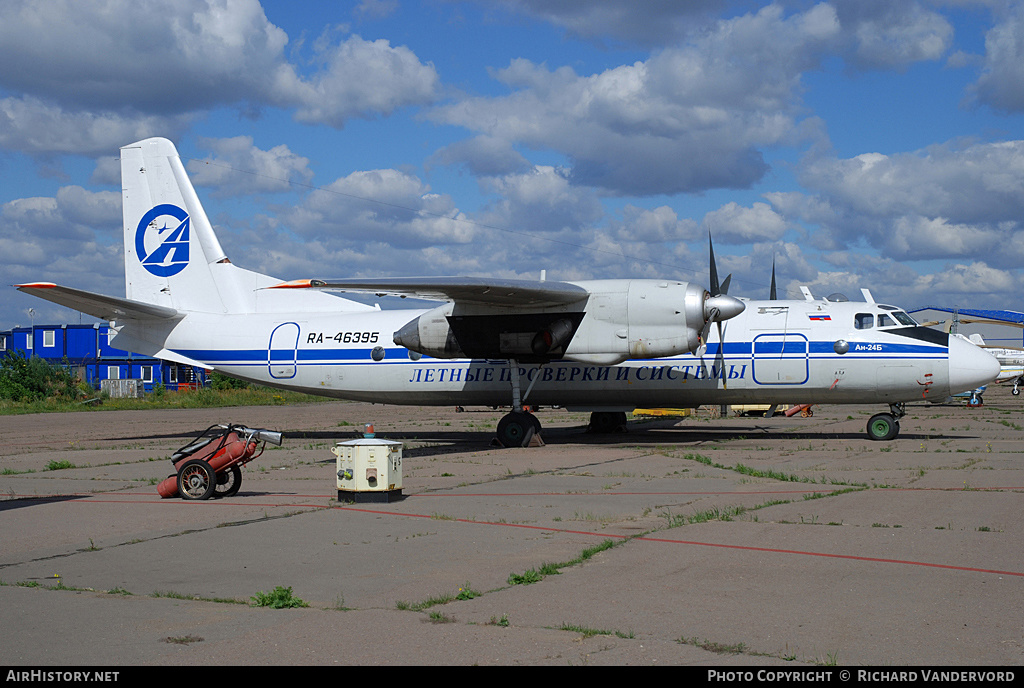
[135, 204, 190, 277]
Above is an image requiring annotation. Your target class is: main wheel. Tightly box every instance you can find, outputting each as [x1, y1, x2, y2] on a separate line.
[177, 458, 217, 500]
[496, 411, 536, 448]
[866, 413, 899, 441]
[214, 465, 242, 499]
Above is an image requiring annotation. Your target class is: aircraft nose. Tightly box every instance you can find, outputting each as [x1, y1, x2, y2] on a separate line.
[947, 335, 1000, 394]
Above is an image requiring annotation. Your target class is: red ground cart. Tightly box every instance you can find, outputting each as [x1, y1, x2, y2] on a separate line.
[157, 423, 283, 500]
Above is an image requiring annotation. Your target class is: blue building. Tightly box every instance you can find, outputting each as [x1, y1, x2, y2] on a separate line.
[0, 323, 207, 392]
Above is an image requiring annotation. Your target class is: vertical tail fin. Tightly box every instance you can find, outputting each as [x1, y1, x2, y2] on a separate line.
[121, 138, 232, 312]
[121, 137, 375, 315]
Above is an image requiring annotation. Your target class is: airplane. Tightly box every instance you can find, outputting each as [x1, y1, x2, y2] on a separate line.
[954, 334, 1024, 396]
[917, 311, 1024, 396]
[15, 137, 1000, 447]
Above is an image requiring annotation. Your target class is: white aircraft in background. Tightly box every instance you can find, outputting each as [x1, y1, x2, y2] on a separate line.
[16, 137, 999, 446]
[955, 334, 1024, 396]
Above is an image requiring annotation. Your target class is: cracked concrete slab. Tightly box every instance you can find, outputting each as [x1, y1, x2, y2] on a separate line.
[2, 392, 1023, 665]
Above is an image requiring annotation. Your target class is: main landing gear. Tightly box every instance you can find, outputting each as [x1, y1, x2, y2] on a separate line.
[494, 359, 544, 448]
[866, 403, 905, 441]
[491, 359, 633, 446]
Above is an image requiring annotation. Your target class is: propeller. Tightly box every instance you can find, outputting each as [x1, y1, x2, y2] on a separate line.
[769, 257, 777, 300]
[696, 234, 744, 360]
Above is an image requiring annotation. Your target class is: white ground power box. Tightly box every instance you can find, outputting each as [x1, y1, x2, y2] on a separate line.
[334, 438, 403, 503]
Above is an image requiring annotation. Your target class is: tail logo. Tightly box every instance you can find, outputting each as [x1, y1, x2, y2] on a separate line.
[135, 204, 190, 277]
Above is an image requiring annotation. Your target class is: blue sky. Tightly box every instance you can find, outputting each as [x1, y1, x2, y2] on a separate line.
[3, 0, 1024, 329]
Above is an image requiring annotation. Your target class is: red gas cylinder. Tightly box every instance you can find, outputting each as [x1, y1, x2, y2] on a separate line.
[157, 475, 179, 498]
[204, 432, 247, 471]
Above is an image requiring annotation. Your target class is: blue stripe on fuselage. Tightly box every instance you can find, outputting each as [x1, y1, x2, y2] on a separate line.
[173, 339, 948, 369]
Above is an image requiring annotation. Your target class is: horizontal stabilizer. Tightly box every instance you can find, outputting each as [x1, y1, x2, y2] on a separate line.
[16, 283, 181, 321]
[272, 277, 589, 308]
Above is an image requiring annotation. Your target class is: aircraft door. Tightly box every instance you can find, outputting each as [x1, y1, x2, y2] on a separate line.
[752, 333, 809, 385]
[268, 322, 300, 379]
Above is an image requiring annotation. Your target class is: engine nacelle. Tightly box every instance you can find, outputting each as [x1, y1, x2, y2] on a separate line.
[393, 303, 464, 358]
[392, 279, 745, 364]
[561, 280, 710, 364]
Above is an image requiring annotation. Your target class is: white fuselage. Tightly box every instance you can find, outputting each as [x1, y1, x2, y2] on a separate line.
[142, 296, 993, 410]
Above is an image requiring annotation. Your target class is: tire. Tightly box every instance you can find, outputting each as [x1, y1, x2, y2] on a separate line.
[214, 465, 242, 499]
[866, 413, 899, 441]
[177, 458, 217, 500]
[496, 411, 536, 448]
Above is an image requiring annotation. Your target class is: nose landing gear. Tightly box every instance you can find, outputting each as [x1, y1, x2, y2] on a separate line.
[867, 403, 905, 441]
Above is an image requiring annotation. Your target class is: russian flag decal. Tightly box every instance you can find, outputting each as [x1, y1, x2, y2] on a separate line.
[808, 314, 831, 321]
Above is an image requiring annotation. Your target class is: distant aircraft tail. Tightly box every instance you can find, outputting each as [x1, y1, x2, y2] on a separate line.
[120, 137, 370, 315]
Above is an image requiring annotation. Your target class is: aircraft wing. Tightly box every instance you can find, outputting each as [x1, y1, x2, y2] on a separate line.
[16, 283, 181, 321]
[272, 277, 590, 308]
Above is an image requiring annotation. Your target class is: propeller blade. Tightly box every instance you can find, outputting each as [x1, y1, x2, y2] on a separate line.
[708, 234, 721, 296]
[698, 232, 745, 363]
[696, 307, 718, 358]
[769, 258, 777, 300]
[716, 320, 728, 388]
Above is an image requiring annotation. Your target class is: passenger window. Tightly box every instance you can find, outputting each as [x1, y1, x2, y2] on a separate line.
[855, 313, 873, 329]
[877, 314, 896, 328]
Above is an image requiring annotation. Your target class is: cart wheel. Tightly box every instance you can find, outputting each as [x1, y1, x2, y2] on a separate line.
[214, 465, 242, 499]
[177, 458, 217, 500]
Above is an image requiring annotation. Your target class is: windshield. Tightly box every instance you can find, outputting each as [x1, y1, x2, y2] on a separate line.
[892, 311, 918, 326]
[876, 310, 918, 328]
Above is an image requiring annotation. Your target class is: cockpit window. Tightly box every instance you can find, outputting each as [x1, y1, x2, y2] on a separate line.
[877, 314, 897, 328]
[891, 311, 917, 326]
[855, 313, 873, 330]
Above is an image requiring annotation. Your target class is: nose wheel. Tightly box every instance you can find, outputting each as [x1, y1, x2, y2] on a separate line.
[866, 403, 905, 441]
[867, 413, 899, 441]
